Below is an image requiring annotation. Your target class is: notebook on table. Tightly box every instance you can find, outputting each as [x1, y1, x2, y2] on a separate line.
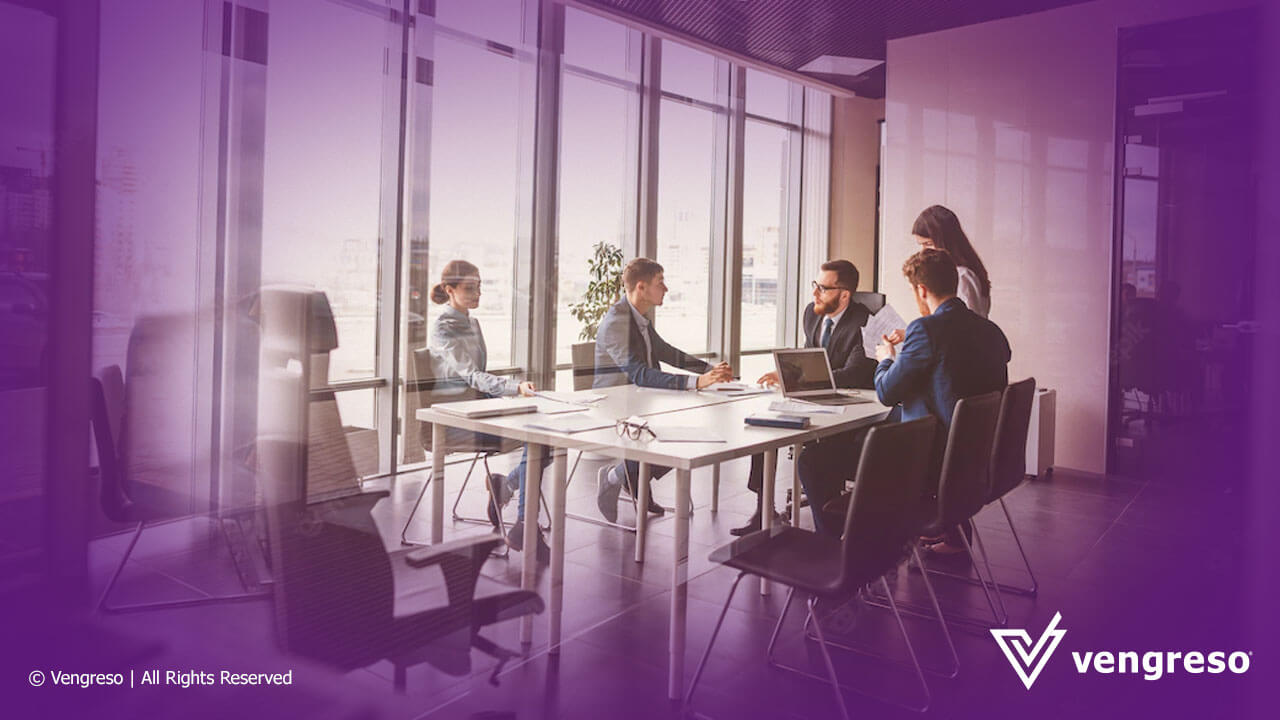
[772, 348, 873, 406]
[432, 398, 539, 419]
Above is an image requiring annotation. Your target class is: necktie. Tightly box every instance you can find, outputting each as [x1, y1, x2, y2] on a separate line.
[820, 318, 834, 349]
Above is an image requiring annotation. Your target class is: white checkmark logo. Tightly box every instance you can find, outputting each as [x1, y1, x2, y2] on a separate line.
[991, 612, 1067, 689]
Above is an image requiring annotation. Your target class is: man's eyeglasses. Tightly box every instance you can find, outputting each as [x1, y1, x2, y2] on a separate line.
[811, 281, 849, 294]
[616, 418, 655, 441]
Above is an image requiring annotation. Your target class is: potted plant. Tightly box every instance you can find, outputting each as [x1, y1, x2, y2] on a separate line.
[569, 241, 623, 341]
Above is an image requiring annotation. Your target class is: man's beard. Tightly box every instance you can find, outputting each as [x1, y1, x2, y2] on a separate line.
[813, 297, 831, 314]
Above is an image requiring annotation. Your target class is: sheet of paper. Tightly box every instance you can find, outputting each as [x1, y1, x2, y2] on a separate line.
[649, 426, 727, 443]
[862, 303, 908, 357]
[769, 399, 844, 415]
[533, 390, 606, 405]
[530, 400, 592, 416]
[524, 415, 614, 434]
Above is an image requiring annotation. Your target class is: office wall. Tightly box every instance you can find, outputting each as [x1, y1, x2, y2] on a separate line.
[881, 0, 1257, 473]
[828, 95, 883, 290]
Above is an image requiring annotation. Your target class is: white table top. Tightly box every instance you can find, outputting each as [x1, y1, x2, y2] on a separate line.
[416, 384, 891, 470]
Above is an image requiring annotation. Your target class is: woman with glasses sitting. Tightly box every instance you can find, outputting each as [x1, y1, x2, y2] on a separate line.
[430, 259, 550, 562]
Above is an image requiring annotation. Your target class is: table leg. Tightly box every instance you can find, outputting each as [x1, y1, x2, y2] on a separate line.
[669, 467, 691, 700]
[635, 461, 650, 563]
[710, 463, 720, 513]
[520, 443, 545, 647]
[431, 423, 445, 544]
[548, 448, 567, 653]
[760, 448, 777, 595]
[791, 443, 803, 527]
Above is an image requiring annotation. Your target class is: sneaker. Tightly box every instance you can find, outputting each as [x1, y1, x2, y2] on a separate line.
[596, 465, 622, 523]
[486, 473, 511, 528]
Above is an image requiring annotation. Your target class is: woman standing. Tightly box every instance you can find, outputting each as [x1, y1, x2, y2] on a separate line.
[430, 260, 549, 561]
[910, 204, 991, 317]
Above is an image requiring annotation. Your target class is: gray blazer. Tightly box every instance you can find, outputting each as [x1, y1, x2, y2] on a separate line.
[429, 305, 518, 398]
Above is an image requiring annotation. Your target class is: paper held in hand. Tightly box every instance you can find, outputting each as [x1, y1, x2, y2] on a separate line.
[862, 303, 907, 357]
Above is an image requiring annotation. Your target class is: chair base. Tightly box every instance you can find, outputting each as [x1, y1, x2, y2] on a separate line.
[97, 517, 271, 614]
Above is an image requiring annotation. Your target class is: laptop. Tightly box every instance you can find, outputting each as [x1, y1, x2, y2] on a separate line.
[772, 348, 871, 406]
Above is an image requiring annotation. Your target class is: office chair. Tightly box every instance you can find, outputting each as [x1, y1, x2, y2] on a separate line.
[983, 378, 1039, 597]
[259, 459, 543, 691]
[909, 391, 1006, 628]
[849, 291, 887, 315]
[688, 417, 945, 717]
[400, 348, 548, 554]
[91, 366, 268, 613]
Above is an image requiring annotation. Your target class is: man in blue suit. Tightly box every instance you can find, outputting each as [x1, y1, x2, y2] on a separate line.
[874, 248, 1010, 425]
[593, 257, 733, 522]
[873, 248, 1010, 549]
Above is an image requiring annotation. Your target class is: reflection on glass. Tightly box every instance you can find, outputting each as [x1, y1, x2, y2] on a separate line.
[656, 99, 715, 354]
[741, 120, 790, 350]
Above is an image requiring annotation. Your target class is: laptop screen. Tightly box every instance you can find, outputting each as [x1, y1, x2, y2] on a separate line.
[774, 349, 834, 393]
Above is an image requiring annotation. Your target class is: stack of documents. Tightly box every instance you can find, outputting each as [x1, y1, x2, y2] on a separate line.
[769, 399, 844, 415]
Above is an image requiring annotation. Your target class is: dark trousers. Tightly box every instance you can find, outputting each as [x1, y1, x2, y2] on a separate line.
[796, 429, 868, 536]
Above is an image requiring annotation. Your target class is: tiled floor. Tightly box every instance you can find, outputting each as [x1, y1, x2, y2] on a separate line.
[83, 434, 1261, 719]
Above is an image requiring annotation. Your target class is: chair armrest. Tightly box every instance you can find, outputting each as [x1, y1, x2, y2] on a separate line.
[405, 534, 504, 568]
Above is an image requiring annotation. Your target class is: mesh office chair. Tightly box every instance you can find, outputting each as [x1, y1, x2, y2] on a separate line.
[91, 364, 268, 613]
[688, 417, 944, 717]
[258, 449, 543, 691]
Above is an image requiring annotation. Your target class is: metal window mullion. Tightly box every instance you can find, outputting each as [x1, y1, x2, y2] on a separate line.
[718, 64, 746, 368]
[375, 1, 412, 476]
[523, 0, 564, 390]
[780, 82, 805, 347]
[636, 34, 661, 261]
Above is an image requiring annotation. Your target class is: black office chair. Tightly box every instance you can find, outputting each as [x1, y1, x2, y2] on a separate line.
[850, 291, 887, 315]
[90, 366, 267, 613]
[913, 391, 1006, 627]
[984, 378, 1039, 597]
[261, 486, 543, 691]
[687, 417, 942, 718]
[919, 381, 1038, 605]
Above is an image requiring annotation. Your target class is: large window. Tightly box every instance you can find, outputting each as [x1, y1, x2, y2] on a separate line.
[555, 8, 640, 369]
[655, 41, 724, 355]
[261, 0, 403, 471]
[740, 69, 802, 353]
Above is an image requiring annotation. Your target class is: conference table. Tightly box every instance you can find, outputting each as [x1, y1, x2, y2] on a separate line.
[416, 384, 891, 700]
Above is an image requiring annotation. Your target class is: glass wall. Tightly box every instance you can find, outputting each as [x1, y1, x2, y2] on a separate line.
[555, 8, 640, 368]
[87, 0, 833, 483]
[654, 41, 724, 355]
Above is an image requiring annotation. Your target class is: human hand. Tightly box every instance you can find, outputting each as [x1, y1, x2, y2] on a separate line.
[886, 328, 905, 345]
[757, 371, 780, 387]
[875, 336, 897, 363]
[517, 381, 537, 397]
[697, 363, 734, 389]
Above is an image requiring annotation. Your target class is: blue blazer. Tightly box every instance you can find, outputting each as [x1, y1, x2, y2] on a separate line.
[874, 297, 1011, 427]
[593, 297, 711, 390]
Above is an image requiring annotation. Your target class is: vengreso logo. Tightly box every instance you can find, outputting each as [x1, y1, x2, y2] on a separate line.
[992, 613, 1252, 689]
